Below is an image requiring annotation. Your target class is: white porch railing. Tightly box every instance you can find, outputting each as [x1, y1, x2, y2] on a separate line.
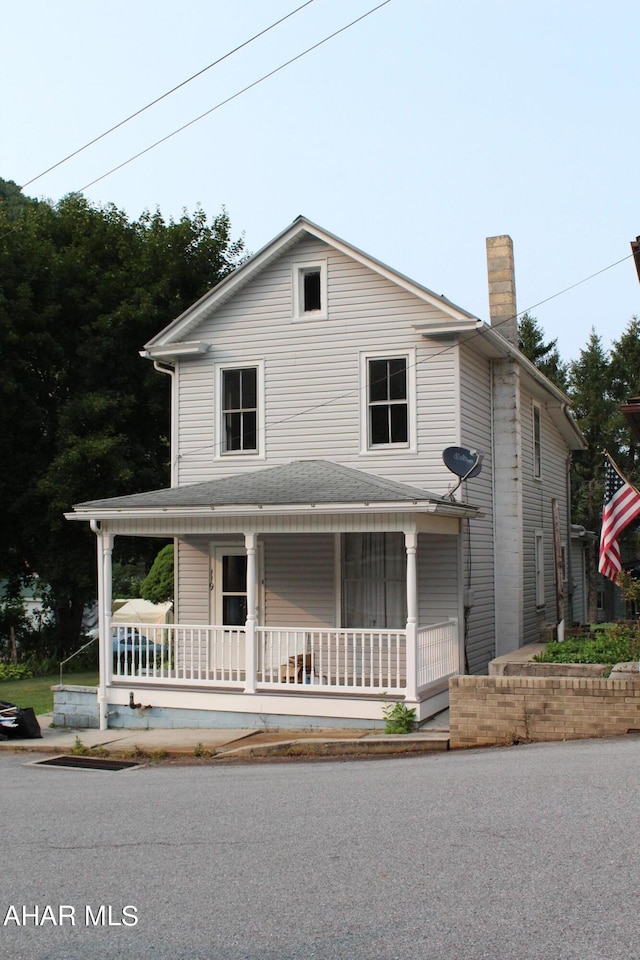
[256, 627, 407, 694]
[109, 619, 458, 695]
[417, 618, 459, 689]
[111, 623, 245, 685]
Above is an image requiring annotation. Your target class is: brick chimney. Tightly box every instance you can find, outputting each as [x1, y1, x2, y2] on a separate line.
[486, 235, 518, 346]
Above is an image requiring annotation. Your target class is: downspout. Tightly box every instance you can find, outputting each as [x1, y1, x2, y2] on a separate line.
[90, 519, 108, 731]
[152, 360, 178, 622]
[566, 454, 574, 627]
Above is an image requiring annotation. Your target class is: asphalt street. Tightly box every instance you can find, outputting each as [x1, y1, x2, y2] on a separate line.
[1, 737, 639, 960]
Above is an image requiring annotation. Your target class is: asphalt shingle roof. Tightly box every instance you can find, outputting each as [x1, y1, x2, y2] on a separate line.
[75, 460, 453, 511]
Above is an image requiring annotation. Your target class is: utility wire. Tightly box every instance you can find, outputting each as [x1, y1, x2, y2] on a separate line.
[21, 0, 318, 190]
[175, 250, 634, 464]
[78, 0, 395, 192]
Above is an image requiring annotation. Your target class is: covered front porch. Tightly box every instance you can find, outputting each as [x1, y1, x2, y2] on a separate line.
[67, 460, 478, 729]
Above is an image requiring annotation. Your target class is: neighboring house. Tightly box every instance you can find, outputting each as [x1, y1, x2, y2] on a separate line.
[0, 577, 53, 631]
[66, 217, 585, 731]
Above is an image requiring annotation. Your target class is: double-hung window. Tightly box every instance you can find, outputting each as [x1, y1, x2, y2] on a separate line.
[533, 403, 542, 479]
[368, 357, 408, 446]
[341, 532, 407, 629]
[221, 366, 258, 454]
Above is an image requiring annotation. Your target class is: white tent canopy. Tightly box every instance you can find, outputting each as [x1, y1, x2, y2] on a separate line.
[111, 598, 173, 624]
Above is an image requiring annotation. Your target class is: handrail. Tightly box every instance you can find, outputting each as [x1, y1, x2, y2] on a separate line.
[59, 636, 97, 687]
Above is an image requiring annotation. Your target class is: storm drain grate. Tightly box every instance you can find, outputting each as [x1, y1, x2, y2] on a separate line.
[30, 755, 143, 772]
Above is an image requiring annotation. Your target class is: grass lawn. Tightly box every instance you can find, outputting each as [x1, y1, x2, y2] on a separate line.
[0, 671, 98, 716]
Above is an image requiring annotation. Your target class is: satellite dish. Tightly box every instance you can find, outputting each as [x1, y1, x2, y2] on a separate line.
[442, 447, 483, 480]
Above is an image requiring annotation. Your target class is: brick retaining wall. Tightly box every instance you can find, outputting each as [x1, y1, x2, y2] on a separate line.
[449, 675, 640, 748]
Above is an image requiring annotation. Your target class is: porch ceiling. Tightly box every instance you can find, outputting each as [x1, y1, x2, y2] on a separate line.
[66, 459, 480, 531]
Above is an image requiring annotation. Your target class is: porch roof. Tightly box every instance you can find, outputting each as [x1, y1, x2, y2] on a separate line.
[67, 460, 479, 522]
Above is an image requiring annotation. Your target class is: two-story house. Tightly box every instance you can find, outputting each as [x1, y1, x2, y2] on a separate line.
[67, 217, 585, 731]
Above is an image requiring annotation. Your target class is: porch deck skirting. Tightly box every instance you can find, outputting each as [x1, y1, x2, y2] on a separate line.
[109, 620, 459, 699]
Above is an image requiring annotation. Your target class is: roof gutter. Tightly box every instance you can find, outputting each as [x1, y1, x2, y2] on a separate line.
[66, 500, 481, 523]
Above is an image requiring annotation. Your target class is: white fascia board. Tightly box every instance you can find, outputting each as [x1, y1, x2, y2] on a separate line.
[412, 319, 484, 336]
[457, 324, 585, 450]
[66, 500, 479, 523]
[143, 218, 312, 349]
[145, 216, 479, 350]
[141, 341, 210, 360]
[300, 220, 479, 324]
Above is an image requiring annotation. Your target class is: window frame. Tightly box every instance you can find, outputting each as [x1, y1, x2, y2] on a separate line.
[533, 401, 542, 479]
[535, 529, 545, 608]
[359, 349, 416, 454]
[214, 360, 265, 460]
[292, 258, 328, 321]
[339, 532, 407, 629]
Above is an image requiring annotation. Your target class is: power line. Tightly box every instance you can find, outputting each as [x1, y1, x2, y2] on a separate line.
[21, 0, 318, 190]
[78, 0, 395, 193]
[175, 250, 634, 465]
[519, 254, 634, 315]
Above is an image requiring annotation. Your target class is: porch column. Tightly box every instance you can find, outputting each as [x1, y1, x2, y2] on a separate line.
[404, 532, 419, 703]
[244, 532, 257, 694]
[93, 525, 113, 731]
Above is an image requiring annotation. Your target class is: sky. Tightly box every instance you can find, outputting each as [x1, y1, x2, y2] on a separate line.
[2, 0, 639, 364]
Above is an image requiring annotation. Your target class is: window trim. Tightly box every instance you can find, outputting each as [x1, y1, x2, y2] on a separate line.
[533, 401, 542, 480]
[359, 349, 416, 454]
[339, 532, 407, 629]
[214, 360, 265, 460]
[535, 529, 545, 608]
[292, 258, 328, 321]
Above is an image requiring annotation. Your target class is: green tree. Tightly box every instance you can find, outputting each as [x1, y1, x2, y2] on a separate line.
[140, 545, 174, 604]
[567, 330, 617, 530]
[607, 316, 640, 471]
[0, 177, 32, 220]
[518, 311, 568, 390]
[1, 187, 243, 655]
[566, 330, 619, 619]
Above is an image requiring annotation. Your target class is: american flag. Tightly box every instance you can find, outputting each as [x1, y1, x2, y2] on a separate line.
[598, 458, 640, 582]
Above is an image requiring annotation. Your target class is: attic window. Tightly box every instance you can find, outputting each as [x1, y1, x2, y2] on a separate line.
[292, 260, 327, 320]
[303, 270, 321, 312]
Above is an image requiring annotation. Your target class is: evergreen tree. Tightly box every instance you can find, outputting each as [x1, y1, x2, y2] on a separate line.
[518, 311, 568, 390]
[607, 316, 640, 472]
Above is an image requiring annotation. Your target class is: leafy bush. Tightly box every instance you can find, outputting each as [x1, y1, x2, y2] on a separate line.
[534, 623, 640, 665]
[381, 699, 417, 734]
[140, 544, 174, 604]
[0, 663, 34, 681]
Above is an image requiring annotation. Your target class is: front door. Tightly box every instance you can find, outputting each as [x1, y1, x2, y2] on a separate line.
[210, 546, 249, 677]
[211, 545, 263, 677]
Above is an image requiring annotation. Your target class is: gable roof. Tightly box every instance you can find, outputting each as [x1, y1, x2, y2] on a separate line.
[68, 460, 478, 520]
[142, 215, 478, 357]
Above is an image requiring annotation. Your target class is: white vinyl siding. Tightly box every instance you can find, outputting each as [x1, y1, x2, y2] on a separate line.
[262, 534, 335, 627]
[417, 533, 459, 625]
[176, 538, 211, 624]
[174, 236, 457, 489]
[521, 385, 570, 641]
[459, 345, 496, 674]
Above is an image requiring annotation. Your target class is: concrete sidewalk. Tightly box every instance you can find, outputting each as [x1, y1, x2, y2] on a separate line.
[0, 711, 451, 761]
